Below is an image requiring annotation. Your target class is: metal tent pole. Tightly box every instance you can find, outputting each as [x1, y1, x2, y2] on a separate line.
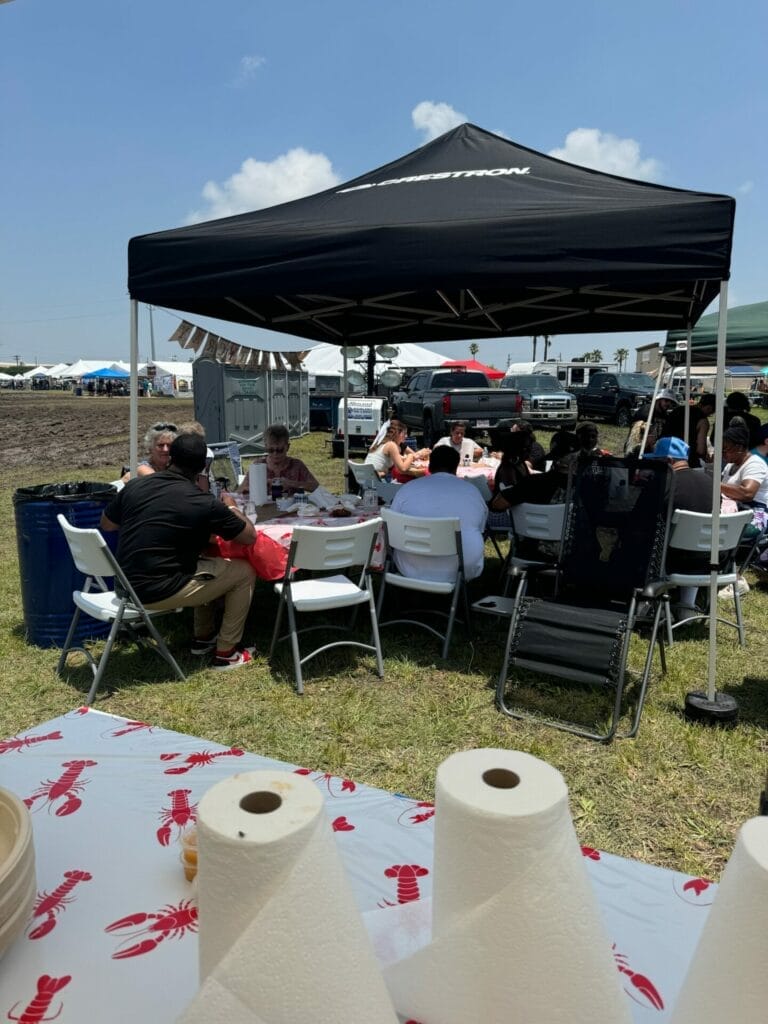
[129, 300, 139, 474]
[343, 346, 350, 489]
[683, 325, 693, 444]
[685, 281, 737, 723]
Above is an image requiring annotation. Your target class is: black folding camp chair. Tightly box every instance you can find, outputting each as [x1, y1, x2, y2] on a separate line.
[495, 457, 673, 742]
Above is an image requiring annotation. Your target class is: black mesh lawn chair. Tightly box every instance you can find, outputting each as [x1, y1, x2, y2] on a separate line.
[495, 456, 673, 742]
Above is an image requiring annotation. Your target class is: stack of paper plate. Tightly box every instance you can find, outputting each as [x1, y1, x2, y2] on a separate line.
[0, 786, 36, 959]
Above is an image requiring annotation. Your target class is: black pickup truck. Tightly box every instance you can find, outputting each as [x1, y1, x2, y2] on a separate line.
[391, 368, 521, 446]
[575, 372, 656, 426]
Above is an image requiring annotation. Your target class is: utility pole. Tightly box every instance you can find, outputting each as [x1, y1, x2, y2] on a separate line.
[532, 335, 538, 360]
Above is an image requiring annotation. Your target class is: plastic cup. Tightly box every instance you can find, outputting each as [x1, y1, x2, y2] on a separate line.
[180, 826, 198, 883]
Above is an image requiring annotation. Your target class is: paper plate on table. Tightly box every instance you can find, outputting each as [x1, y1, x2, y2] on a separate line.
[0, 787, 35, 958]
[296, 504, 315, 518]
[0, 787, 33, 895]
[0, 870, 36, 960]
[338, 493, 362, 506]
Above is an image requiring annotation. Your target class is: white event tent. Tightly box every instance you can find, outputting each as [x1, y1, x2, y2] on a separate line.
[301, 341, 445, 380]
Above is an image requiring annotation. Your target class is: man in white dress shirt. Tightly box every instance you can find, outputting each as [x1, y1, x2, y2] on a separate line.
[434, 421, 483, 463]
[390, 445, 488, 582]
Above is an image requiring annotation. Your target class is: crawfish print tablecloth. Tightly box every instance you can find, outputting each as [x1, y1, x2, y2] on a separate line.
[0, 709, 715, 1022]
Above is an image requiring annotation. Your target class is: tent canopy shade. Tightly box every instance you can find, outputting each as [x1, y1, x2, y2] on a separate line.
[128, 124, 735, 347]
[81, 367, 131, 380]
[664, 300, 768, 365]
[441, 358, 504, 380]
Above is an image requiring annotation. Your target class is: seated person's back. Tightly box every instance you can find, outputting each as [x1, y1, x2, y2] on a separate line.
[390, 445, 488, 582]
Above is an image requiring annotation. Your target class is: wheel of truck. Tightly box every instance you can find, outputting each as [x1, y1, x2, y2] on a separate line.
[421, 417, 436, 448]
[614, 405, 631, 427]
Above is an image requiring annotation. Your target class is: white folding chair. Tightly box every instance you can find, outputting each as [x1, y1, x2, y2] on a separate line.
[473, 502, 567, 619]
[268, 518, 384, 694]
[56, 514, 186, 705]
[664, 509, 752, 646]
[376, 508, 470, 659]
[347, 461, 399, 504]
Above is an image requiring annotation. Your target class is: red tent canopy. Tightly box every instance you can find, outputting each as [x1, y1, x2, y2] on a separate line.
[441, 358, 505, 380]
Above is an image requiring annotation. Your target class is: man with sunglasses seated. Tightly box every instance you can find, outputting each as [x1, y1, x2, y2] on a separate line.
[102, 433, 258, 671]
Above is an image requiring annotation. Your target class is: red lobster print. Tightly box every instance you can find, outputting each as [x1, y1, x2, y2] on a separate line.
[27, 870, 92, 940]
[105, 899, 198, 958]
[613, 946, 664, 1010]
[683, 877, 712, 897]
[580, 846, 601, 861]
[380, 864, 429, 907]
[156, 789, 197, 845]
[24, 760, 97, 817]
[7, 974, 71, 1023]
[397, 800, 435, 828]
[160, 747, 244, 774]
[294, 767, 356, 797]
[332, 816, 355, 832]
[104, 720, 154, 739]
[0, 731, 62, 756]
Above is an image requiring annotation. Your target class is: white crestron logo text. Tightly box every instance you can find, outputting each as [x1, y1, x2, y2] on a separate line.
[337, 167, 531, 193]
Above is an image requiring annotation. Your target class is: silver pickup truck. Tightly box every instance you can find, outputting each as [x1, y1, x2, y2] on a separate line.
[499, 373, 578, 430]
[391, 369, 521, 447]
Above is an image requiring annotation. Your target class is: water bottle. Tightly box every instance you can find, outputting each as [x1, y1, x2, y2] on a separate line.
[363, 483, 378, 509]
[271, 478, 283, 501]
[463, 454, 471, 468]
[482, 446, 489, 461]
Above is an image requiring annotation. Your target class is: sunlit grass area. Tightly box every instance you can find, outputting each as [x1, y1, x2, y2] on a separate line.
[1, 393, 766, 879]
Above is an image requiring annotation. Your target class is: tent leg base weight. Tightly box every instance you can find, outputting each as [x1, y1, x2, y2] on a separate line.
[684, 690, 739, 726]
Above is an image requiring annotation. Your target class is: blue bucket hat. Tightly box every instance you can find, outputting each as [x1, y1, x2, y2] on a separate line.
[645, 436, 689, 460]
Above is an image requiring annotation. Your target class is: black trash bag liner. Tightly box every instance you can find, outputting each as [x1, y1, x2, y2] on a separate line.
[13, 482, 117, 505]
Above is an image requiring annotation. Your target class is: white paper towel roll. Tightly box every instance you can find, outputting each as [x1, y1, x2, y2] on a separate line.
[383, 748, 632, 1024]
[670, 816, 768, 1023]
[248, 461, 268, 506]
[177, 770, 397, 1024]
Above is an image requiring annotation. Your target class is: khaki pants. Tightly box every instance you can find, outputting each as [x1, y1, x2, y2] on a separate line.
[145, 557, 256, 651]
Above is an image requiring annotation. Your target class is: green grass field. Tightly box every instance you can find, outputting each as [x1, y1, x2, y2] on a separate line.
[1, 393, 766, 879]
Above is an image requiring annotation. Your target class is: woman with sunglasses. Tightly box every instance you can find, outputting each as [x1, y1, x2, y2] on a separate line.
[262, 423, 318, 495]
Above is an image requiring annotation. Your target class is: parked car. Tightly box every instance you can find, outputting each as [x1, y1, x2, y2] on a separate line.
[499, 373, 578, 430]
[576, 372, 656, 426]
[391, 368, 521, 446]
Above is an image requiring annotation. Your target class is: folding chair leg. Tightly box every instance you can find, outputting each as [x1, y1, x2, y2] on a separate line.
[734, 588, 745, 646]
[138, 612, 186, 682]
[286, 601, 304, 696]
[622, 601, 665, 740]
[85, 615, 124, 706]
[269, 596, 285, 659]
[441, 582, 462, 659]
[367, 589, 384, 678]
[57, 605, 83, 676]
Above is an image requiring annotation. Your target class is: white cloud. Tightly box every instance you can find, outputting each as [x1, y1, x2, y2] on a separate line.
[412, 101, 467, 142]
[187, 148, 341, 222]
[232, 54, 265, 87]
[737, 180, 754, 195]
[549, 128, 662, 182]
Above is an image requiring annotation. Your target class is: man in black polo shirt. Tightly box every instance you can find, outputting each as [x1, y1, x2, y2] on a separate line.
[101, 433, 258, 670]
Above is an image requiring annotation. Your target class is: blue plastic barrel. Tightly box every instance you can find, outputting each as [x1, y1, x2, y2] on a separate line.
[14, 482, 118, 649]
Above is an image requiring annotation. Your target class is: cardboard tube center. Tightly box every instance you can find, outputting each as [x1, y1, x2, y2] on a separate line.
[239, 791, 283, 814]
[482, 768, 520, 789]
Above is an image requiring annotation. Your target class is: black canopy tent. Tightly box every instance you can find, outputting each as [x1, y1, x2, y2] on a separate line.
[127, 123, 737, 719]
[128, 124, 734, 346]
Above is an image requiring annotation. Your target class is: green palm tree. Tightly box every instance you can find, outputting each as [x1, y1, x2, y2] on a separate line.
[469, 342, 479, 358]
[614, 347, 630, 371]
[588, 349, 603, 363]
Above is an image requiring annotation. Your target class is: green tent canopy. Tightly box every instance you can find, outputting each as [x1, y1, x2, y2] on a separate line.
[664, 300, 768, 365]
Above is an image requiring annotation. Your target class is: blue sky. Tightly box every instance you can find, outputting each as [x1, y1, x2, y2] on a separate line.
[1, 0, 766, 370]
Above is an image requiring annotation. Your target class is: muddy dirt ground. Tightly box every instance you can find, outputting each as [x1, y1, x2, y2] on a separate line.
[0, 391, 195, 470]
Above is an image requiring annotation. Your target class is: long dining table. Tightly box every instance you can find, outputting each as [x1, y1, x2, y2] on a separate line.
[0, 708, 717, 1023]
